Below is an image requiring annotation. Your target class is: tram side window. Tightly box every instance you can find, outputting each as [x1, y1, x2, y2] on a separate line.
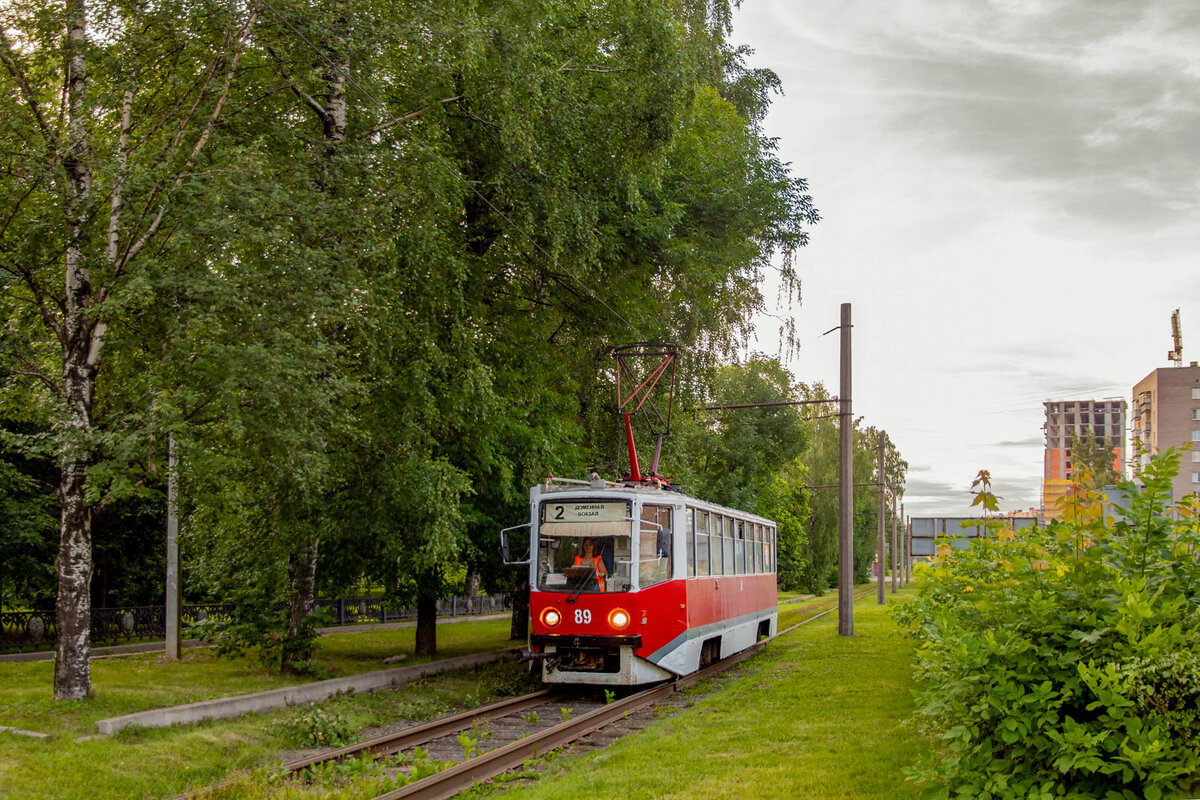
[687, 509, 696, 577]
[729, 520, 739, 575]
[734, 522, 744, 573]
[720, 520, 729, 575]
[753, 524, 762, 573]
[721, 519, 729, 577]
[763, 526, 771, 573]
[753, 522, 763, 573]
[748, 523, 756, 573]
[709, 514, 722, 575]
[768, 526, 776, 572]
[640, 504, 673, 587]
[696, 511, 710, 576]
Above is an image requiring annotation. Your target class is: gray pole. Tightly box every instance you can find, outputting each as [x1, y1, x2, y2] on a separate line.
[876, 436, 885, 605]
[901, 502, 907, 586]
[891, 490, 899, 593]
[165, 433, 181, 660]
[838, 303, 854, 635]
[906, 516, 913, 582]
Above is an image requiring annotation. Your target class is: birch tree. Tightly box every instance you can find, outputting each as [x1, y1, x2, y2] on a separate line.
[0, 0, 260, 699]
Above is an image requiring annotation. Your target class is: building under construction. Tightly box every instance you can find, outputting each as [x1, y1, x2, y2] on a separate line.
[1042, 399, 1127, 518]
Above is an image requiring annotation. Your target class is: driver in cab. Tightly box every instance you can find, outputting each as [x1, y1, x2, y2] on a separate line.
[574, 537, 609, 592]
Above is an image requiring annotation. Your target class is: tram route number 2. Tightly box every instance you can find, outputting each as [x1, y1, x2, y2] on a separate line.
[574, 609, 592, 624]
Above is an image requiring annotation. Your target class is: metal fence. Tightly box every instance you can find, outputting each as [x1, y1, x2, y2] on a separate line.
[0, 593, 510, 654]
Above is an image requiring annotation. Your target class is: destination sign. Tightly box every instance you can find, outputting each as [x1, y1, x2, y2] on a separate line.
[542, 501, 629, 524]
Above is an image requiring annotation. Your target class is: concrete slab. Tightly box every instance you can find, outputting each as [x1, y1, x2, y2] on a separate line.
[93, 648, 518, 735]
[0, 726, 50, 740]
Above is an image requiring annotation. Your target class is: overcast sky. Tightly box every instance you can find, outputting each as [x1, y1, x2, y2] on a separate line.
[735, 0, 1200, 517]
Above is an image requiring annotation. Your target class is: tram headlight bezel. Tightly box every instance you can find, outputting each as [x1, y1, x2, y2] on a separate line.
[608, 608, 631, 630]
[541, 608, 562, 628]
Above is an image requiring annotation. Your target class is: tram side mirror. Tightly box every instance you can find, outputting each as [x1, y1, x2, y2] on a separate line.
[500, 523, 532, 566]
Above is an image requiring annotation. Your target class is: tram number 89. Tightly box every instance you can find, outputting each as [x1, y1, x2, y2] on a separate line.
[574, 609, 592, 624]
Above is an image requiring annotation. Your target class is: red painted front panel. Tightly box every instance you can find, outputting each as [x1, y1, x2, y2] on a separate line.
[531, 584, 686, 659]
[532, 573, 775, 660]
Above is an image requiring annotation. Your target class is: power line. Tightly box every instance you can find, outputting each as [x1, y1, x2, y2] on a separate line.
[255, 0, 643, 338]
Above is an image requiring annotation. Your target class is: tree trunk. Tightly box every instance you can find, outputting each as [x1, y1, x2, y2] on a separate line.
[54, 0, 96, 702]
[415, 583, 437, 656]
[281, 533, 320, 674]
[55, 454, 93, 700]
[509, 578, 529, 641]
[465, 566, 481, 613]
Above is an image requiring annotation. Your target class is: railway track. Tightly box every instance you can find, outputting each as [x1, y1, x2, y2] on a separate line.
[174, 590, 872, 800]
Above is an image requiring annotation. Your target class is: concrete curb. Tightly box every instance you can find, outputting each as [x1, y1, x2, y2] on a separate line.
[93, 648, 517, 735]
[0, 612, 511, 664]
[0, 725, 50, 740]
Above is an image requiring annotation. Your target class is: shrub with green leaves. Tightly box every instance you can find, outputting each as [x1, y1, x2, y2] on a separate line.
[278, 704, 355, 748]
[894, 452, 1200, 800]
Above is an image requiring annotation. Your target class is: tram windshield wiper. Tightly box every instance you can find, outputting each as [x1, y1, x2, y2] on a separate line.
[566, 564, 597, 604]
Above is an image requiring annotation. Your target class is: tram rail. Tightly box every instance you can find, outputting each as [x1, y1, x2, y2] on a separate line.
[365, 588, 873, 800]
[170, 589, 872, 800]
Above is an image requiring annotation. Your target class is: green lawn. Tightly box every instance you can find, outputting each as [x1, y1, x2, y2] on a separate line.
[496, 588, 928, 800]
[0, 618, 523, 800]
[0, 618, 515, 738]
[0, 592, 927, 800]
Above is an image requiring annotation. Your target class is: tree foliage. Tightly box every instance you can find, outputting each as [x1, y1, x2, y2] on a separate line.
[0, 0, 837, 689]
[1069, 430, 1121, 490]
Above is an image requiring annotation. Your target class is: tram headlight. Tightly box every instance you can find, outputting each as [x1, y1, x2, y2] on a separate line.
[541, 608, 562, 628]
[608, 608, 631, 630]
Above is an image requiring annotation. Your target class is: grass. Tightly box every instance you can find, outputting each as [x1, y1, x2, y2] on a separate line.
[0, 618, 514, 738]
[0, 618, 526, 800]
[0, 589, 922, 799]
[492, 587, 927, 800]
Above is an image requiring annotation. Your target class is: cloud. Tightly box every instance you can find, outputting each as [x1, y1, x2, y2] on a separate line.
[903, 476, 969, 499]
[994, 436, 1045, 447]
[853, 0, 1200, 229]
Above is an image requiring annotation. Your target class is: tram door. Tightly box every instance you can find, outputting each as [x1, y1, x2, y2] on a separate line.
[639, 503, 684, 633]
[639, 504, 673, 586]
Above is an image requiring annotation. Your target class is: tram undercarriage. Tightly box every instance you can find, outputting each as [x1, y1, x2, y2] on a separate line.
[533, 634, 674, 685]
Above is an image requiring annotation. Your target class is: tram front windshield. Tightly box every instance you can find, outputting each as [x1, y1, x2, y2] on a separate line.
[536, 500, 632, 594]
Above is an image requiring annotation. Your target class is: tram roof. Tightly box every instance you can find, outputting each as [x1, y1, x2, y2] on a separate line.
[529, 478, 776, 526]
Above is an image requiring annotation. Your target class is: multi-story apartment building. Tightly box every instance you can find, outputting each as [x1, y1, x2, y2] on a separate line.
[1131, 363, 1200, 501]
[1043, 399, 1127, 517]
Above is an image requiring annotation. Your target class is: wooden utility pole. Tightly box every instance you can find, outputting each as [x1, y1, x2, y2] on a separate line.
[891, 491, 899, 594]
[838, 303, 854, 636]
[876, 436, 885, 605]
[166, 434, 181, 659]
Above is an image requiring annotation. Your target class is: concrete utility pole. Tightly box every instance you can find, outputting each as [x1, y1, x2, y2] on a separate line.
[891, 491, 899, 594]
[876, 436, 885, 605]
[901, 503, 907, 586]
[166, 434, 181, 660]
[906, 516, 913, 583]
[838, 302, 854, 636]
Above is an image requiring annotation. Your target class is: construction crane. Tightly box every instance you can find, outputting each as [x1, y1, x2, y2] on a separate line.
[1169, 308, 1183, 366]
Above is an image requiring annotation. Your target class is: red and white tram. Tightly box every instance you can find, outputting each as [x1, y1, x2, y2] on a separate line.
[505, 476, 778, 685]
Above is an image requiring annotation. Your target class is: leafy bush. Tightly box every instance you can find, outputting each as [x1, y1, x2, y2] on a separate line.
[278, 704, 355, 748]
[895, 453, 1200, 799]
